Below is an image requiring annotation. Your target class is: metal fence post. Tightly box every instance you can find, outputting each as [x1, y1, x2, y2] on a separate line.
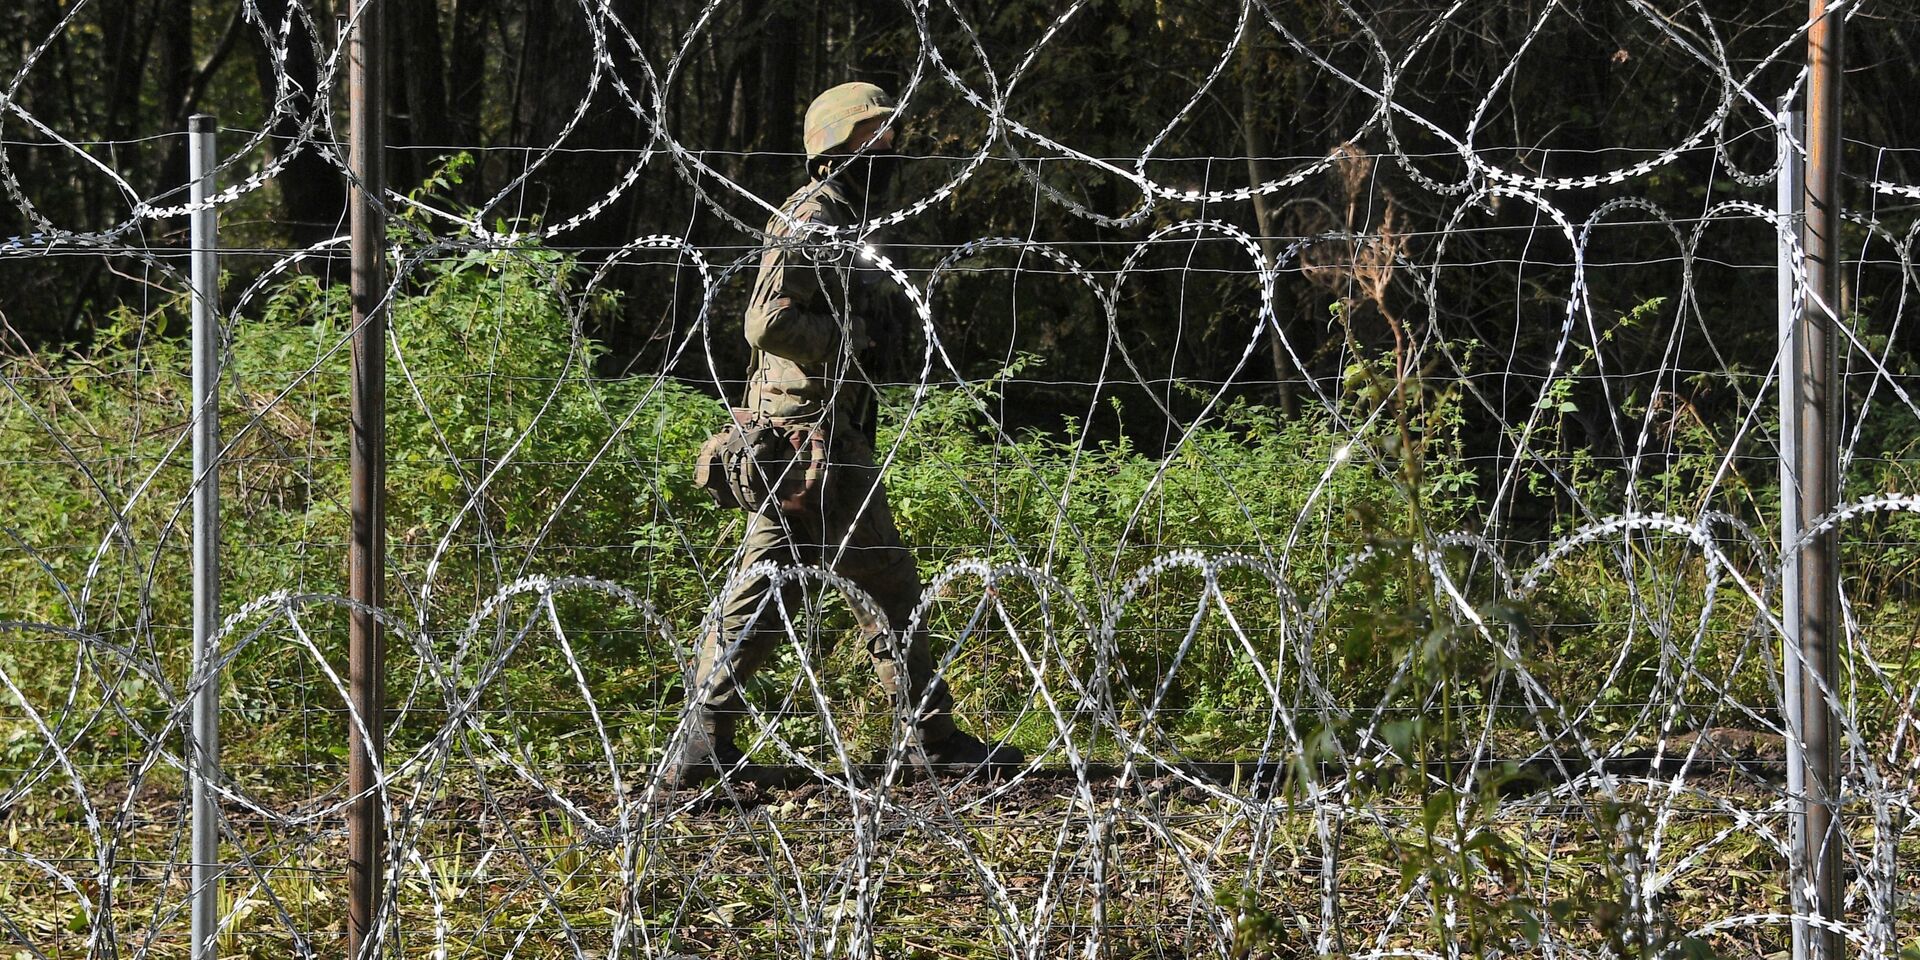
[1777, 99, 1813, 960]
[187, 112, 222, 960]
[346, 0, 388, 955]
[1797, 3, 1846, 958]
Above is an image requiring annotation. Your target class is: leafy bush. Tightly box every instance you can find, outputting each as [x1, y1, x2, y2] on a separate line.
[5, 243, 1915, 772]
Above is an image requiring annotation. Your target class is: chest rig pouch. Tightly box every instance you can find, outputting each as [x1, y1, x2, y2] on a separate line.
[695, 408, 828, 514]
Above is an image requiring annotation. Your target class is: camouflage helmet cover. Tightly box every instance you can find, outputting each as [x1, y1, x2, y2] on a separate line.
[803, 82, 896, 161]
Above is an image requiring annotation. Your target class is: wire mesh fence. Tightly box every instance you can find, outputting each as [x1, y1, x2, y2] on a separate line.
[4, 1, 1920, 958]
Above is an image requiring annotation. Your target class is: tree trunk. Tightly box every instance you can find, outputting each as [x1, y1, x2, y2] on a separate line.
[97, 0, 152, 145]
[855, 1, 905, 88]
[249, 0, 348, 249]
[153, 0, 194, 239]
[446, 0, 489, 155]
[727, 0, 765, 186]
[393, 0, 453, 189]
[1241, 45, 1298, 418]
[757, 0, 799, 189]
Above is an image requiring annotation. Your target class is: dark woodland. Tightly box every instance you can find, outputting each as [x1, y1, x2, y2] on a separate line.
[3, 1, 1918, 462]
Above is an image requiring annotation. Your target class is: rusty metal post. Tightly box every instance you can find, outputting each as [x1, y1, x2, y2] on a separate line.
[346, 0, 387, 955]
[1796, 3, 1844, 959]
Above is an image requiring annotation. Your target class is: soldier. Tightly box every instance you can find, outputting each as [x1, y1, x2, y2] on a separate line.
[665, 82, 1025, 786]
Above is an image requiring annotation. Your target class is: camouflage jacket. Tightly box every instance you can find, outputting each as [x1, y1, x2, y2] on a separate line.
[742, 177, 905, 438]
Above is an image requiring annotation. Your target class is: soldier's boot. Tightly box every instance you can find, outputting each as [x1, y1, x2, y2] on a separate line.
[875, 658, 1025, 770]
[659, 709, 745, 788]
[910, 727, 1026, 768]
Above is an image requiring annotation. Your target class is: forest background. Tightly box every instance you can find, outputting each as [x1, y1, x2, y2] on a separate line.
[4, 0, 1920, 741]
[5, 2, 1920, 955]
[6, 0, 1917, 437]
[5, 0, 1920, 740]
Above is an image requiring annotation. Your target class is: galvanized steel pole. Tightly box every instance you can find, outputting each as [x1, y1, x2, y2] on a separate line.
[346, 0, 387, 955]
[1777, 99, 1814, 960]
[187, 112, 222, 960]
[1798, 3, 1844, 958]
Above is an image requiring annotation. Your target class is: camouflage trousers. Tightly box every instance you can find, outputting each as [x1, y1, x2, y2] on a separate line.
[689, 438, 955, 741]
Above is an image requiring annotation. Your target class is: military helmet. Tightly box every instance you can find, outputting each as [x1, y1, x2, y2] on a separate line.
[803, 82, 896, 161]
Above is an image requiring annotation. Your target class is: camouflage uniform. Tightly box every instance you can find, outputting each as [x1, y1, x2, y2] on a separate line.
[687, 91, 956, 749]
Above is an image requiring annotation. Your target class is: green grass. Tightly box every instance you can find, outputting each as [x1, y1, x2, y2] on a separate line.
[11, 770, 1901, 959]
[4, 247, 1920, 958]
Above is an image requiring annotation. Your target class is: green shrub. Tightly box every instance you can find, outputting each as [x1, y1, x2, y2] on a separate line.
[6, 242, 1914, 772]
